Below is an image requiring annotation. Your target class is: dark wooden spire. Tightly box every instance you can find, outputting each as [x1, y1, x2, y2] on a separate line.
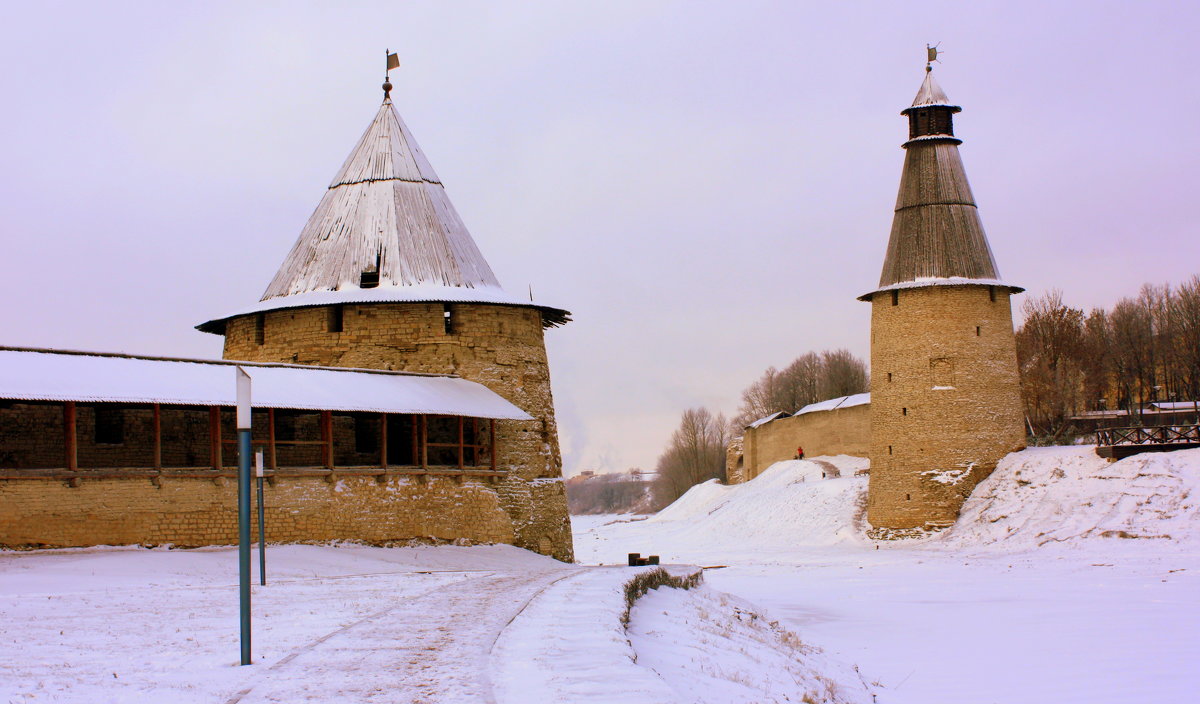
[860, 70, 1021, 300]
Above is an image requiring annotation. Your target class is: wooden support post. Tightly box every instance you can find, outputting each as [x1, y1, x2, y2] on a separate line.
[458, 416, 465, 469]
[490, 419, 497, 471]
[63, 402, 77, 471]
[420, 415, 428, 468]
[411, 415, 418, 466]
[379, 413, 388, 469]
[321, 411, 333, 469]
[152, 404, 162, 470]
[210, 406, 222, 470]
[267, 408, 277, 469]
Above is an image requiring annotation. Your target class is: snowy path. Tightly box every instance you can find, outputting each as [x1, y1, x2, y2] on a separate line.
[228, 568, 578, 704]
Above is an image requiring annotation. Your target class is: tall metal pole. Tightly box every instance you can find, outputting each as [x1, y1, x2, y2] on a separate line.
[235, 368, 253, 666]
[255, 447, 266, 586]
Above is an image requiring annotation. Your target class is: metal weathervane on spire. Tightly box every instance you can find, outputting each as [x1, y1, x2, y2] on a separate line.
[383, 50, 399, 100]
[926, 43, 942, 72]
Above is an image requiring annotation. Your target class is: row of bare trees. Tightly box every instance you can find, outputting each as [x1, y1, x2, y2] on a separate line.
[733, 349, 869, 426]
[650, 349, 869, 506]
[1017, 276, 1200, 441]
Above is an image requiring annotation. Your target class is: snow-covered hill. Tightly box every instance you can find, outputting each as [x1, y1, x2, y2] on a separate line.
[944, 446, 1200, 549]
[576, 446, 1200, 564]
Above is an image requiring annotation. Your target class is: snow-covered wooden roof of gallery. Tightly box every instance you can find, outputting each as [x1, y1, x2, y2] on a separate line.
[197, 83, 569, 334]
[0, 347, 532, 420]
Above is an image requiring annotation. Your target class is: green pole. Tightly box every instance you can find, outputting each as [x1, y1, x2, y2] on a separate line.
[255, 447, 266, 586]
[236, 368, 253, 666]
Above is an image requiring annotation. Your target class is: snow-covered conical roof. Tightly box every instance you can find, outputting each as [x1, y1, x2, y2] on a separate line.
[901, 70, 961, 114]
[860, 70, 1020, 300]
[198, 91, 568, 333]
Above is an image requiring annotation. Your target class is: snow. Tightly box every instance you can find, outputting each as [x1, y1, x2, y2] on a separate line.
[575, 448, 1200, 703]
[6, 447, 1198, 703]
[794, 393, 870, 416]
[0, 348, 532, 419]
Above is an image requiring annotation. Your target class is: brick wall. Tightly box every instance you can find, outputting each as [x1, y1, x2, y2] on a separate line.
[222, 302, 573, 561]
[733, 403, 870, 483]
[868, 285, 1026, 530]
[0, 473, 513, 548]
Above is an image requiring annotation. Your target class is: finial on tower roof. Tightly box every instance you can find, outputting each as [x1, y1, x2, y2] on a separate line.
[383, 50, 399, 101]
[926, 43, 941, 72]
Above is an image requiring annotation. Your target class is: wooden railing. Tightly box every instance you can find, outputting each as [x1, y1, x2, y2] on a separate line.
[1096, 425, 1200, 447]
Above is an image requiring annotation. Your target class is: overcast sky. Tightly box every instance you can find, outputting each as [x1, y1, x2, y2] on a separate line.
[2, 1, 1198, 476]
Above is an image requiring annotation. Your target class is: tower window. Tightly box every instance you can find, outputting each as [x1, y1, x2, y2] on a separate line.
[902, 407, 907, 416]
[443, 304, 455, 335]
[906, 493, 911, 501]
[988, 286, 996, 302]
[891, 289, 899, 306]
[254, 314, 265, 346]
[94, 406, 125, 445]
[976, 326, 981, 337]
[887, 372, 892, 383]
[888, 445, 893, 455]
[359, 270, 379, 288]
[328, 305, 344, 333]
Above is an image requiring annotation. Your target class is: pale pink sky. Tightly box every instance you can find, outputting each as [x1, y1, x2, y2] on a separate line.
[2, 1, 1197, 475]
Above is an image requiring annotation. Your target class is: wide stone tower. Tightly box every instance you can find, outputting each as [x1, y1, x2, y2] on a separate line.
[198, 74, 574, 560]
[858, 64, 1026, 532]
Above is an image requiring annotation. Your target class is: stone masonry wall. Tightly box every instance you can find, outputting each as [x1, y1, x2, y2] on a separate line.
[222, 303, 573, 561]
[0, 474, 513, 549]
[868, 285, 1026, 529]
[738, 403, 870, 483]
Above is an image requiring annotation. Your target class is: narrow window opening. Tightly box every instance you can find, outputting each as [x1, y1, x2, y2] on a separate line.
[906, 493, 911, 501]
[902, 407, 907, 416]
[888, 445, 893, 455]
[359, 251, 382, 289]
[94, 406, 125, 444]
[443, 304, 454, 335]
[887, 372, 892, 383]
[976, 326, 981, 337]
[988, 286, 996, 302]
[254, 314, 265, 346]
[891, 289, 899, 306]
[328, 305, 344, 333]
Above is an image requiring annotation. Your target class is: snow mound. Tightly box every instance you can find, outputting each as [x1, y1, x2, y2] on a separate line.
[941, 446, 1200, 549]
[645, 456, 870, 550]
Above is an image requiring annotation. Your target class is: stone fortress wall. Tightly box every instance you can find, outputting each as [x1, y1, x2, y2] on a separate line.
[867, 285, 1026, 530]
[728, 399, 870, 483]
[222, 302, 573, 561]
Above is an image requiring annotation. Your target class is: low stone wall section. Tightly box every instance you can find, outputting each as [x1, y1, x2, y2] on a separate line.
[737, 402, 870, 482]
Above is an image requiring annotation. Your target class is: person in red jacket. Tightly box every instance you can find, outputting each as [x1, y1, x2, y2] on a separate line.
[796, 446, 805, 460]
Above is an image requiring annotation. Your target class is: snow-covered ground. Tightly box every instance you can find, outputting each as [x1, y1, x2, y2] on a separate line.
[575, 448, 1200, 704]
[5, 446, 1196, 703]
[1, 543, 867, 702]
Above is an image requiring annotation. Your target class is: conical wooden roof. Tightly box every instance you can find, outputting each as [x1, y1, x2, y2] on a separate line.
[860, 71, 1020, 300]
[199, 92, 569, 332]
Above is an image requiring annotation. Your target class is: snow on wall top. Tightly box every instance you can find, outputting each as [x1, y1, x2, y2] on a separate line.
[794, 393, 870, 416]
[0, 348, 532, 420]
[747, 411, 790, 429]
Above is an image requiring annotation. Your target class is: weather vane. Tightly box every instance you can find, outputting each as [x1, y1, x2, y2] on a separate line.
[926, 43, 942, 72]
[383, 49, 400, 100]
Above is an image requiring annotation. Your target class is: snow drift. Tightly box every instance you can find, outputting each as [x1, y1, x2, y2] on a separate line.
[943, 446, 1200, 549]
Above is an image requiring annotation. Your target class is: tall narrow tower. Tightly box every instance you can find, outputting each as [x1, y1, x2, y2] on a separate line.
[859, 62, 1026, 532]
[198, 70, 574, 560]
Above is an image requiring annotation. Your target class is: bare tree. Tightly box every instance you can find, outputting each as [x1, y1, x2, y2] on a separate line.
[652, 408, 733, 506]
[818, 348, 869, 400]
[1016, 290, 1085, 440]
